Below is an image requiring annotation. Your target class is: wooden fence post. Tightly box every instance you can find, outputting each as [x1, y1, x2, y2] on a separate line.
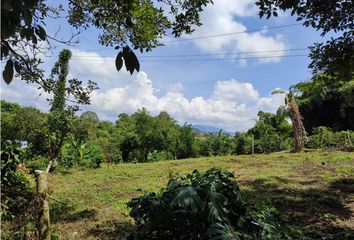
[35, 161, 52, 240]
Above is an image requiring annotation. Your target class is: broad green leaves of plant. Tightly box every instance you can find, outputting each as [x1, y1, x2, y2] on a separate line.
[127, 168, 302, 240]
[2, 59, 13, 84]
[115, 47, 140, 74]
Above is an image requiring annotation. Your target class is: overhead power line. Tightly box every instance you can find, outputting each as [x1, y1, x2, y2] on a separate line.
[85, 23, 303, 51]
[141, 54, 308, 62]
[71, 48, 308, 59]
[141, 48, 308, 58]
[161, 23, 302, 43]
[69, 54, 308, 62]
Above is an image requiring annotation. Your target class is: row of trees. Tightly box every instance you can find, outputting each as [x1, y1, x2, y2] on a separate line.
[3, 98, 352, 170]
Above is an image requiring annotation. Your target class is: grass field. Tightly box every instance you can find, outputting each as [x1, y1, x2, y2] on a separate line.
[47, 150, 354, 239]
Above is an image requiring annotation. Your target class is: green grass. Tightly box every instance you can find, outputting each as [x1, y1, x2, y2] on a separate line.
[47, 150, 354, 239]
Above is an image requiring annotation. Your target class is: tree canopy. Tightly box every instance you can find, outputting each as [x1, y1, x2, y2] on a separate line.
[1, 0, 213, 100]
[255, 0, 354, 79]
[291, 73, 354, 132]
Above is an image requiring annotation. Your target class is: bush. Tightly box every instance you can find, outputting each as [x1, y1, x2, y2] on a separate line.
[147, 150, 173, 162]
[27, 156, 49, 173]
[306, 127, 354, 150]
[196, 138, 213, 157]
[127, 168, 303, 240]
[1, 141, 36, 239]
[234, 134, 252, 155]
[60, 142, 77, 169]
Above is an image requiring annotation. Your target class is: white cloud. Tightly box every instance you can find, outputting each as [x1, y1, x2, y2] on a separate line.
[1, 49, 285, 133]
[187, 0, 287, 64]
[68, 49, 132, 90]
[212, 79, 259, 103]
[0, 81, 50, 111]
[88, 71, 284, 132]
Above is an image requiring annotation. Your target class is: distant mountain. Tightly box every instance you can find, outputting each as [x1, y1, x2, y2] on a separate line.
[192, 124, 233, 136]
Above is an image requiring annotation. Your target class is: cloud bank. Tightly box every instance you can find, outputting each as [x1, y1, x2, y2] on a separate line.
[185, 0, 287, 64]
[89, 71, 284, 132]
[1, 49, 285, 133]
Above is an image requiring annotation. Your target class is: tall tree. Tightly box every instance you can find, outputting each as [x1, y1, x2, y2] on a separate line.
[272, 89, 307, 152]
[177, 123, 196, 159]
[47, 49, 75, 170]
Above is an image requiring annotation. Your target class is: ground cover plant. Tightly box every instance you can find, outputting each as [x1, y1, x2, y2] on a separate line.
[4, 150, 349, 239]
[127, 168, 303, 240]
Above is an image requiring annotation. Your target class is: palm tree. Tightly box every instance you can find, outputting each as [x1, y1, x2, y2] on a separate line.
[272, 89, 307, 152]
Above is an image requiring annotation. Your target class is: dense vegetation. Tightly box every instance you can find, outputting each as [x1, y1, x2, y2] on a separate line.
[292, 73, 354, 133]
[2, 100, 353, 169]
[128, 168, 303, 240]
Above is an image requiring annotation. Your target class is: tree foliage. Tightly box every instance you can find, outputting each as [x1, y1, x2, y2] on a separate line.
[255, 0, 354, 79]
[291, 74, 354, 132]
[243, 107, 293, 154]
[47, 50, 71, 170]
[0, 141, 35, 239]
[2, 0, 213, 94]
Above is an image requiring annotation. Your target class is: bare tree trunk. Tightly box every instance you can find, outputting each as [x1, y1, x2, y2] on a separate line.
[288, 96, 307, 152]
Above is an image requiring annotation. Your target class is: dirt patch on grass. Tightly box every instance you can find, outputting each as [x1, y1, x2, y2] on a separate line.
[242, 176, 354, 237]
[296, 158, 335, 176]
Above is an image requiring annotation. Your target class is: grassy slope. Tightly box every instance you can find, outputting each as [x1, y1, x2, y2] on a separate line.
[48, 151, 354, 239]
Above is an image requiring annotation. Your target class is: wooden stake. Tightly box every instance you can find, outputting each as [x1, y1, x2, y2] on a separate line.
[252, 134, 254, 155]
[35, 161, 52, 240]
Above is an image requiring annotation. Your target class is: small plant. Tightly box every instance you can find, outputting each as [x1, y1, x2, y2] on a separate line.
[127, 168, 303, 240]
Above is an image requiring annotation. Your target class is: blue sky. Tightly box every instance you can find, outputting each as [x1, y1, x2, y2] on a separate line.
[0, 0, 334, 132]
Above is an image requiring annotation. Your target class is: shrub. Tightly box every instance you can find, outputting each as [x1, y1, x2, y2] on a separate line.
[234, 134, 252, 155]
[196, 138, 213, 157]
[147, 150, 173, 162]
[1, 141, 36, 239]
[27, 156, 49, 173]
[60, 142, 76, 168]
[127, 168, 303, 240]
[73, 142, 105, 168]
[306, 127, 354, 150]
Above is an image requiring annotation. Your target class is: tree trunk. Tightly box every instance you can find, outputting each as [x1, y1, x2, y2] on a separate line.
[288, 95, 307, 152]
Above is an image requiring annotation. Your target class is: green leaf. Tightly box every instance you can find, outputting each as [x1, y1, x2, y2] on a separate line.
[23, 8, 32, 26]
[171, 186, 203, 212]
[36, 26, 46, 40]
[14, 61, 22, 73]
[122, 47, 140, 75]
[271, 89, 286, 95]
[3, 59, 14, 84]
[115, 52, 123, 71]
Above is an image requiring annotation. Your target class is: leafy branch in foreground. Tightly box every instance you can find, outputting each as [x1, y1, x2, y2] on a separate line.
[2, 0, 214, 88]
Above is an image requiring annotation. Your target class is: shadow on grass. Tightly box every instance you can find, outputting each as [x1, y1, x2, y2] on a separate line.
[88, 220, 135, 240]
[49, 199, 98, 223]
[242, 176, 354, 238]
